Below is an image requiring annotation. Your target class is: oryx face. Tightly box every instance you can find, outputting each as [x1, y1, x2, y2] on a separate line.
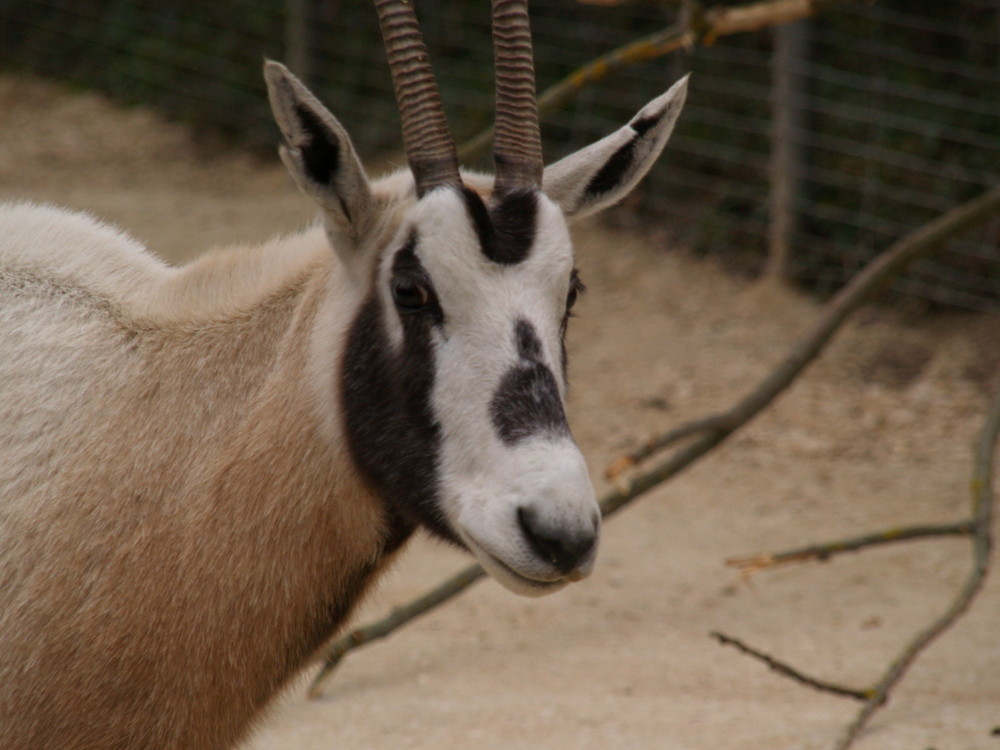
[265, 0, 687, 596]
[342, 185, 597, 595]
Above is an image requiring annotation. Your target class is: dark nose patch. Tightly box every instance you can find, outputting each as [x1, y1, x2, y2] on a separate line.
[490, 320, 570, 446]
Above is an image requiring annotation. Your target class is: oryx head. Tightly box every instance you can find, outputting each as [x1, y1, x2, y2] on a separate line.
[265, 0, 687, 595]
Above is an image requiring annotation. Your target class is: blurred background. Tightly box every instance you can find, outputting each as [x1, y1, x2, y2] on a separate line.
[1, 0, 998, 309]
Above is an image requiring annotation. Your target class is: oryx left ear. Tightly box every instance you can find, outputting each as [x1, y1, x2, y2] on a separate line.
[542, 75, 688, 221]
[265, 60, 376, 272]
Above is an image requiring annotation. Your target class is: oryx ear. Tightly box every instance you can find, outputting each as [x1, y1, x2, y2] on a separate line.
[542, 75, 688, 221]
[265, 61, 376, 271]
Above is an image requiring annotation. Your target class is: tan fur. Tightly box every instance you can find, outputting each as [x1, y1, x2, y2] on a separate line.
[0, 199, 404, 749]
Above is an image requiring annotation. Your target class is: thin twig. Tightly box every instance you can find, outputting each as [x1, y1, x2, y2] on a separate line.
[711, 631, 871, 701]
[834, 387, 1000, 750]
[309, 184, 1000, 698]
[726, 520, 975, 577]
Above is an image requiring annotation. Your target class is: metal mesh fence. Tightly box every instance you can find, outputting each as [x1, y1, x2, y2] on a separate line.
[2, 0, 998, 310]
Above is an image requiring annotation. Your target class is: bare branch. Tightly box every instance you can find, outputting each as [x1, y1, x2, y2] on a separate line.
[711, 631, 872, 701]
[834, 386, 1000, 750]
[726, 520, 975, 577]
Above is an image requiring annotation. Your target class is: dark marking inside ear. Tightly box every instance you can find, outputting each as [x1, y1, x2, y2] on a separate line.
[491, 320, 571, 445]
[583, 111, 664, 199]
[461, 187, 537, 265]
[341, 289, 457, 547]
[293, 103, 340, 187]
[630, 109, 664, 138]
[584, 137, 637, 199]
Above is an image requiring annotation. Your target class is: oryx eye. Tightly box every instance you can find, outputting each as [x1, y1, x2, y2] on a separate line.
[391, 278, 432, 313]
[566, 270, 586, 313]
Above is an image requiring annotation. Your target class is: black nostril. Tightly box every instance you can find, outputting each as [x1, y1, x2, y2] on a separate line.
[517, 506, 596, 576]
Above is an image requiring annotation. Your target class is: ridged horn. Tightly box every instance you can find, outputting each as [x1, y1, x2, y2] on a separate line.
[374, 0, 460, 197]
[492, 0, 543, 195]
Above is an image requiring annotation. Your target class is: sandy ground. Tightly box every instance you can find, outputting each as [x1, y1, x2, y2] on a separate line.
[2, 75, 999, 750]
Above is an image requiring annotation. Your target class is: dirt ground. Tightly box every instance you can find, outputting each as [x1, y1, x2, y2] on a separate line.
[2, 75, 998, 750]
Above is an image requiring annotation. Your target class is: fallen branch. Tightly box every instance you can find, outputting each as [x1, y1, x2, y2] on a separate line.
[726, 520, 974, 578]
[310, 184, 1000, 698]
[833, 385, 999, 750]
[715, 386, 1000, 750]
[711, 631, 871, 701]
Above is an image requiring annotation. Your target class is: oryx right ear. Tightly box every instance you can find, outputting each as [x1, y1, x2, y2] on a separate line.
[265, 61, 376, 272]
[543, 75, 688, 221]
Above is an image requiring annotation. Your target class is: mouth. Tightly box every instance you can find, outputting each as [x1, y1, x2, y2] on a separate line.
[460, 531, 576, 597]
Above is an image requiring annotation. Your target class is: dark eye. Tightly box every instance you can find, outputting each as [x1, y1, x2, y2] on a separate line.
[391, 278, 432, 313]
[566, 271, 586, 313]
[566, 285, 579, 312]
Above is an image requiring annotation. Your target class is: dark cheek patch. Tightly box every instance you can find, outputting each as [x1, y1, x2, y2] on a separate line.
[491, 320, 571, 445]
[341, 294, 458, 548]
[293, 103, 340, 187]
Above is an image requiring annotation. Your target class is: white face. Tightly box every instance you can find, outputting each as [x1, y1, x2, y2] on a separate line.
[342, 186, 599, 596]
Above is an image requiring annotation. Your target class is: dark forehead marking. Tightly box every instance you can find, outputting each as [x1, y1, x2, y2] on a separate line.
[460, 186, 537, 266]
[292, 104, 340, 187]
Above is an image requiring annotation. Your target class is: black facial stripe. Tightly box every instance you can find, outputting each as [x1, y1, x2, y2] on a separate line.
[461, 186, 537, 266]
[341, 290, 457, 548]
[491, 320, 571, 446]
[293, 104, 340, 187]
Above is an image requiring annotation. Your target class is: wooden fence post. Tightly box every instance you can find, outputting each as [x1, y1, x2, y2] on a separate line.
[767, 19, 810, 281]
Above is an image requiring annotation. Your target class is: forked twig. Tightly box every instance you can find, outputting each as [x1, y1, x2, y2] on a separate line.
[716, 387, 1000, 750]
[832, 386, 999, 750]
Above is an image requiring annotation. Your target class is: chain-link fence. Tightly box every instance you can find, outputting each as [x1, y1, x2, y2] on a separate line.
[2, 0, 998, 310]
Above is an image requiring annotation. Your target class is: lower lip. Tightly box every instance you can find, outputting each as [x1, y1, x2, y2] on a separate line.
[463, 534, 569, 590]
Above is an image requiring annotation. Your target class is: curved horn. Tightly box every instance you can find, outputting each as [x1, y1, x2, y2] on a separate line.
[374, 0, 460, 196]
[492, 0, 543, 195]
